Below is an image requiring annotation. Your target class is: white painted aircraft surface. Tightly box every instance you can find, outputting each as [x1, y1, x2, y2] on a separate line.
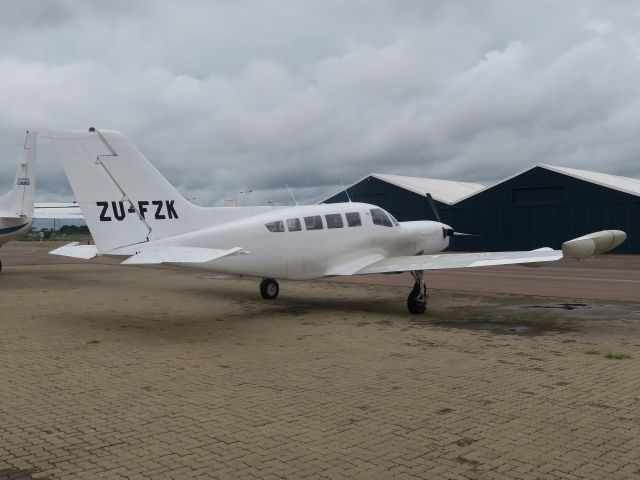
[48, 129, 627, 313]
[34, 202, 83, 219]
[0, 131, 85, 273]
[0, 131, 37, 272]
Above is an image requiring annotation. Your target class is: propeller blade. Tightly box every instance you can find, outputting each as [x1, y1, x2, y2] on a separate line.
[425, 193, 441, 222]
[443, 227, 480, 238]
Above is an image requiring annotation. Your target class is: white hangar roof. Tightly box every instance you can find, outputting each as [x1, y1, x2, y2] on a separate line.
[333, 173, 485, 205]
[454, 163, 640, 203]
[540, 164, 640, 198]
[327, 164, 640, 206]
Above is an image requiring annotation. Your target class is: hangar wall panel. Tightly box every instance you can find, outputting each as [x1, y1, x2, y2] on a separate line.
[448, 167, 639, 253]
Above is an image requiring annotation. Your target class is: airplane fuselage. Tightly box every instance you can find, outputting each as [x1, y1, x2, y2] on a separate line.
[0, 216, 33, 247]
[142, 202, 450, 280]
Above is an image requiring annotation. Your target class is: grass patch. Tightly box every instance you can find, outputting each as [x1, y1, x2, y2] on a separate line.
[604, 352, 632, 360]
[584, 350, 601, 355]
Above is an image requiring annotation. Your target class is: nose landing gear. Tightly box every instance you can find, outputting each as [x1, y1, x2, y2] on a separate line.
[260, 278, 279, 299]
[407, 270, 427, 314]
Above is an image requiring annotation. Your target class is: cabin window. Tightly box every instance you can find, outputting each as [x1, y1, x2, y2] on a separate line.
[325, 213, 344, 229]
[265, 220, 285, 232]
[345, 212, 362, 227]
[370, 208, 393, 227]
[388, 212, 400, 226]
[304, 215, 323, 230]
[287, 218, 302, 232]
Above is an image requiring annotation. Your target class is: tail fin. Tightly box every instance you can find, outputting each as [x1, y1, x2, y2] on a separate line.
[48, 129, 264, 253]
[0, 131, 37, 217]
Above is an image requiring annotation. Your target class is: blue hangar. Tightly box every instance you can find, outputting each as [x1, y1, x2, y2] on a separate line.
[324, 165, 639, 253]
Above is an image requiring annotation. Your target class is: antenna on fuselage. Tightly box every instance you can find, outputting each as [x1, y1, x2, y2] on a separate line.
[341, 181, 352, 202]
[285, 184, 299, 206]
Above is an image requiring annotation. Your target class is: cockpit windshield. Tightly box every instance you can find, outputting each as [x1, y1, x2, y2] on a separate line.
[370, 208, 394, 227]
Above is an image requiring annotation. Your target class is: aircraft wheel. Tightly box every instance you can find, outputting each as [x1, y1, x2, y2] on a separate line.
[407, 282, 426, 314]
[260, 278, 279, 300]
[0, 259, 2, 273]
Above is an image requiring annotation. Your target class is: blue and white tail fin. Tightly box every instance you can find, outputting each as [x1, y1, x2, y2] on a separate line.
[0, 131, 37, 217]
[48, 129, 272, 253]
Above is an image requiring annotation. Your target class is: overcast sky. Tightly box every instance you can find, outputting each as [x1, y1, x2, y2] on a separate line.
[1, 0, 639, 206]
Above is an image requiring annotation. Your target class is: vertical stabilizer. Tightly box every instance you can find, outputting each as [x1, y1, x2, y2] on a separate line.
[48, 129, 215, 252]
[0, 131, 37, 217]
[48, 128, 277, 253]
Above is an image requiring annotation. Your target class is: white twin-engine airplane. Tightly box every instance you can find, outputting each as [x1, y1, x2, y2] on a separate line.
[0, 131, 37, 272]
[49, 129, 626, 314]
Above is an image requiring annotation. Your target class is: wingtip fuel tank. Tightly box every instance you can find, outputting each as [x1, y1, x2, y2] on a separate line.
[562, 230, 627, 259]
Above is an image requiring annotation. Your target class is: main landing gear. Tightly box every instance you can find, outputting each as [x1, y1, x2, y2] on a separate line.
[258, 275, 426, 313]
[260, 278, 279, 300]
[407, 270, 427, 314]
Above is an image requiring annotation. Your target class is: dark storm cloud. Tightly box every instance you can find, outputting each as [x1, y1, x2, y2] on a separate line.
[0, 0, 639, 205]
[0, 1, 74, 29]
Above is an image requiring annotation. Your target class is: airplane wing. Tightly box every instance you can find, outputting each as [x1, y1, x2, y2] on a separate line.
[49, 242, 249, 265]
[355, 230, 626, 275]
[34, 202, 84, 219]
[355, 249, 562, 274]
[119, 246, 249, 265]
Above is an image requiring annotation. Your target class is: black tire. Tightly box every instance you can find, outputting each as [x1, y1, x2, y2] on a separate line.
[260, 278, 279, 300]
[0, 259, 2, 273]
[407, 283, 426, 314]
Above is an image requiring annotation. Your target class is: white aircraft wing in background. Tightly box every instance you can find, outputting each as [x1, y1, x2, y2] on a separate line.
[34, 202, 84, 219]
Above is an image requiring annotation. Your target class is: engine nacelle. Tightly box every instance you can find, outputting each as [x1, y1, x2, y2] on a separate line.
[562, 230, 626, 259]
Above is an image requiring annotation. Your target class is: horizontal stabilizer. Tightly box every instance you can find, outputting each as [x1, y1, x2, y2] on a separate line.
[49, 242, 98, 259]
[120, 246, 249, 265]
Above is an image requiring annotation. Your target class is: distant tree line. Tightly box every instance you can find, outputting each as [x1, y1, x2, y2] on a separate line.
[58, 225, 90, 235]
[27, 224, 92, 241]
